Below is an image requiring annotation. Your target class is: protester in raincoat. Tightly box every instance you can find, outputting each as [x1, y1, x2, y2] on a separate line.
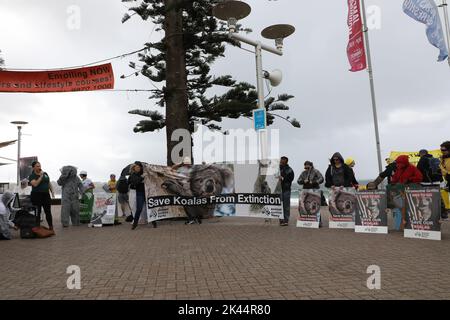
[57, 166, 83, 227]
[391, 155, 423, 185]
[0, 192, 16, 240]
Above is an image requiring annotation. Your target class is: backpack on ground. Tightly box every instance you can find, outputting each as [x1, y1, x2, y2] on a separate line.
[13, 210, 38, 239]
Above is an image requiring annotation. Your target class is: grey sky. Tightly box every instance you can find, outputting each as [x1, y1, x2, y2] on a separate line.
[0, 0, 449, 184]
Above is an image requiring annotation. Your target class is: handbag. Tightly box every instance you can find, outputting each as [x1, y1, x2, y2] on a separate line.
[31, 226, 55, 238]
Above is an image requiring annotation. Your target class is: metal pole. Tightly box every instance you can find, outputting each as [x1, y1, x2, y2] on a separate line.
[439, 0, 450, 66]
[255, 43, 268, 161]
[17, 126, 21, 186]
[360, 0, 383, 174]
[230, 33, 283, 56]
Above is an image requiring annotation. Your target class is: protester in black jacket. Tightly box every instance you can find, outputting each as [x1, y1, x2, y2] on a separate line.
[279, 156, 294, 226]
[325, 152, 357, 189]
[129, 161, 157, 230]
[417, 149, 442, 183]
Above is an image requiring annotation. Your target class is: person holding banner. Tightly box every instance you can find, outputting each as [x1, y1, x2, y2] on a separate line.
[130, 162, 157, 230]
[298, 161, 326, 207]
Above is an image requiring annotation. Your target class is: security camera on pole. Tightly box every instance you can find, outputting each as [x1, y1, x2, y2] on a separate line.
[212, 0, 295, 162]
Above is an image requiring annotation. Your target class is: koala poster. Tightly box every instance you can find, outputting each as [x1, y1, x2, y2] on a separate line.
[355, 190, 388, 234]
[328, 187, 356, 229]
[297, 190, 321, 229]
[142, 161, 283, 222]
[404, 188, 441, 241]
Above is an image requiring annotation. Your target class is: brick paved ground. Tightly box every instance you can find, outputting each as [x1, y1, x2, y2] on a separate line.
[0, 206, 449, 300]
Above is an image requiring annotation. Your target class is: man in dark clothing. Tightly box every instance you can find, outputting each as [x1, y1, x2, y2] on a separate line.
[279, 156, 294, 226]
[417, 149, 442, 184]
[325, 152, 357, 189]
[367, 158, 397, 190]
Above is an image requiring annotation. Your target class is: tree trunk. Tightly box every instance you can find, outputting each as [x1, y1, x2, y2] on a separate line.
[164, 0, 191, 166]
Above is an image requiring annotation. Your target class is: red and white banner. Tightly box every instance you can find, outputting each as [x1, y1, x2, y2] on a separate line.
[0, 63, 114, 93]
[347, 0, 367, 72]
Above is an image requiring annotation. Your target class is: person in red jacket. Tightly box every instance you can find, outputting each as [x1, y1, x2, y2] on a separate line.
[391, 155, 423, 185]
[389, 155, 423, 230]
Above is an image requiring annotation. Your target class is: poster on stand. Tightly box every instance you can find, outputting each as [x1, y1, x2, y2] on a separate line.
[355, 190, 388, 234]
[297, 189, 321, 229]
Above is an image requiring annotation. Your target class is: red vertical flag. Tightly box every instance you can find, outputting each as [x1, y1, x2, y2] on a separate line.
[347, 0, 367, 72]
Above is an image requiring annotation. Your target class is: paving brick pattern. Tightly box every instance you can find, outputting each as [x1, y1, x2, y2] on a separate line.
[0, 206, 449, 300]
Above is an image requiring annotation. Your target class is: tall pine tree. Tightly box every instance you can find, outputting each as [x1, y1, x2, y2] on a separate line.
[122, 0, 300, 165]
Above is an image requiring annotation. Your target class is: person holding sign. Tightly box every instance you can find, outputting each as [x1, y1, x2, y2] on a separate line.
[440, 141, 450, 220]
[130, 162, 157, 230]
[391, 156, 423, 185]
[297, 161, 324, 190]
[325, 153, 357, 189]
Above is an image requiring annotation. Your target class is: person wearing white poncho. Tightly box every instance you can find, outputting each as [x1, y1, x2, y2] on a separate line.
[0, 192, 16, 240]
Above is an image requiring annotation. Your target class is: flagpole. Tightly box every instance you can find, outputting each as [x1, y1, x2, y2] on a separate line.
[360, 0, 383, 174]
[438, 0, 450, 66]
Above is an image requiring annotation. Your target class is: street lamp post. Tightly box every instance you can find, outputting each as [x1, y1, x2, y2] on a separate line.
[11, 121, 28, 186]
[213, 1, 295, 161]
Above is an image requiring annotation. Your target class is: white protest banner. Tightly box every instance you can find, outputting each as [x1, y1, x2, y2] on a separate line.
[142, 160, 283, 222]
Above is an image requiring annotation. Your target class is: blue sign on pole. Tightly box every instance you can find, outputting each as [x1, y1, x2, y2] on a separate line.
[253, 109, 266, 131]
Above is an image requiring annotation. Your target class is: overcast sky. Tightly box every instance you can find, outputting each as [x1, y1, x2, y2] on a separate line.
[1, 0, 449, 184]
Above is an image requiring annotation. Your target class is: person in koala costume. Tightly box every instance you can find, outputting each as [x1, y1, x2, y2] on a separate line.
[57, 166, 83, 227]
[0, 191, 16, 240]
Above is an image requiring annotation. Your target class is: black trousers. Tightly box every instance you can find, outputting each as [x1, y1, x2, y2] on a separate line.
[31, 192, 53, 228]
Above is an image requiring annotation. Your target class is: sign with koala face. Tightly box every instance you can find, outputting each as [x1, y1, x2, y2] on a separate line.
[355, 190, 388, 234]
[297, 190, 321, 229]
[142, 161, 283, 222]
[328, 187, 356, 229]
[404, 188, 441, 241]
